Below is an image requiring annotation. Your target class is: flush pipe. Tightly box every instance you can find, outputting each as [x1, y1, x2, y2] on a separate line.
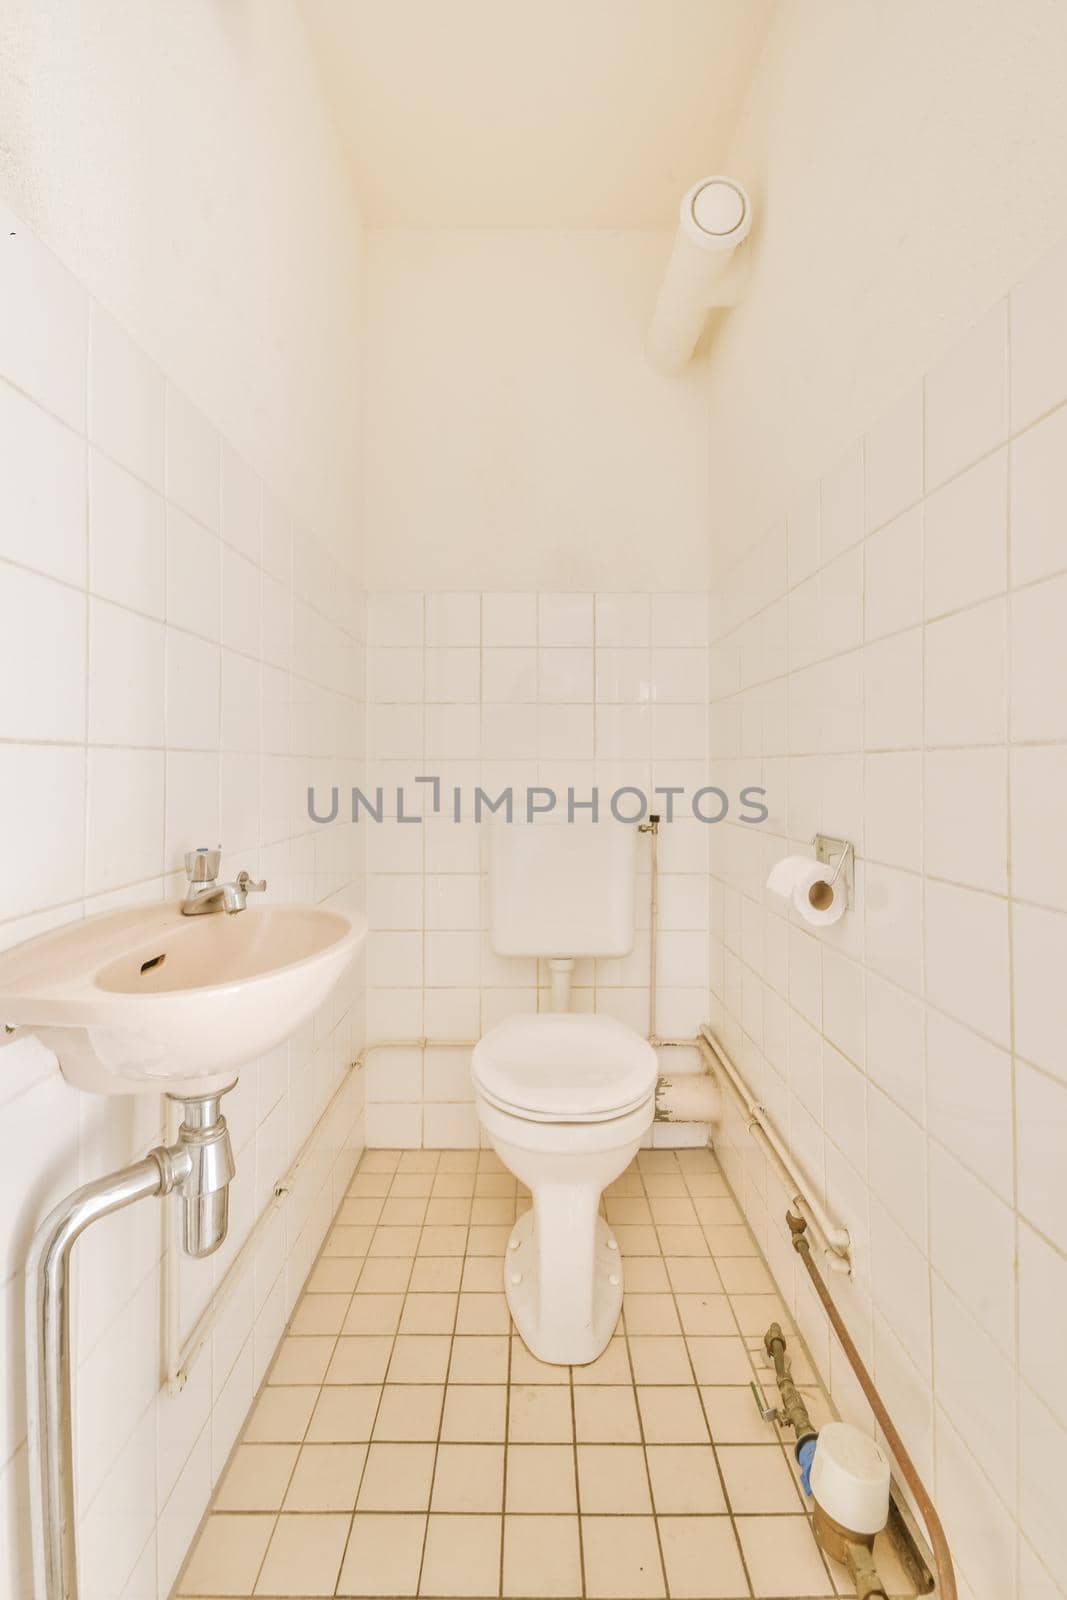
[26, 1089, 235, 1600]
[788, 1211, 957, 1600]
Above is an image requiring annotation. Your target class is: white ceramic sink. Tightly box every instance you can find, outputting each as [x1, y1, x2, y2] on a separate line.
[0, 901, 367, 1095]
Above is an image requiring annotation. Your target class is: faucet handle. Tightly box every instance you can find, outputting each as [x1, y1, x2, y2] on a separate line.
[185, 847, 222, 885]
[236, 870, 267, 896]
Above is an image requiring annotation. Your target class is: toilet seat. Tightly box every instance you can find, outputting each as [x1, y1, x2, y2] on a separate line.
[472, 1013, 657, 1123]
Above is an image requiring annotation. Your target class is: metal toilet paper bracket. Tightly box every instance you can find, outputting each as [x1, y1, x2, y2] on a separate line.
[811, 834, 855, 910]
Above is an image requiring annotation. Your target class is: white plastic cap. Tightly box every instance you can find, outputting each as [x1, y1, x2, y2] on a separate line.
[809, 1422, 891, 1537]
[680, 177, 751, 251]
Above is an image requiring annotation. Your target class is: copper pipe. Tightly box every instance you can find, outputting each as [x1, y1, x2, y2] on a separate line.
[788, 1212, 957, 1600]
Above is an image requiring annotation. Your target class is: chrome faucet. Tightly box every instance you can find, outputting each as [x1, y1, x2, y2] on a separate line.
[181, 848, 267, 916]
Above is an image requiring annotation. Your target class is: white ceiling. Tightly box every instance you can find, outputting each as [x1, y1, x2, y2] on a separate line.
[300, 0, 776, 227]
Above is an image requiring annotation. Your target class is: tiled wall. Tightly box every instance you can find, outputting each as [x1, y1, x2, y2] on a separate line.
[361, 590, 712, 1147]
[0, 212, 367, 1599]
[706, 233, 1067, 1600]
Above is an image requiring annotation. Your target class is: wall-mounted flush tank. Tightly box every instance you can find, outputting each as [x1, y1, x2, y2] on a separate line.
[647, 175, 753, 375]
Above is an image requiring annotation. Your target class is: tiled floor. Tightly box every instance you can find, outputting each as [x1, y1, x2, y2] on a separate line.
[175, 1147, 919, 1599]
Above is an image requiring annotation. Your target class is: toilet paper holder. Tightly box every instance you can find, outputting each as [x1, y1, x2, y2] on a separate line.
[812, 834, 855, 910]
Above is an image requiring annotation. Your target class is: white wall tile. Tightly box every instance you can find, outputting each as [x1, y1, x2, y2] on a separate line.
[220, 545, 261, 659]
[90, 449, 166, 617]
[483, 591, 537, 647]
[1011, 745, 1067, 910]
[538, 591, 593, 646]
[925, 880, 1010, 1046]
[1010, 573, 1067, 743]
[0, 564, 86, 742]
[865, 384, 923, 531]
[925, 303, 1008, 489]
[219, 443, 261, 563]
[929, 1144, 1015, 1355]
[88, 599, 165, 746]
[426, 591, 480, 647]
[926, 1009, 1013, 1202]
[924, 450, 1007, 619]
[0, 381, 87, 586]
[0, 215, 87, 429]
[1010, 403, 1067, 587]
[1013, 901, 1067, 1083]
[595, 592, 649, 647]
[165, 629, 220, 750]
[1015, 1062, 1067, 1253]
[864, 629, 923, 750]
[167, 505, 220, 641]
[924, 599, 1006, 747]
[864, 506, 923, 641]
[86, 748, 165, 895]
[651, 591, 707, 648]
[88, 304, 164, 489]
[165, 385, 220, 531]
[924, 747, 1007, 893]
[864, 751, 922, 870]
[0, 744, 85, 918]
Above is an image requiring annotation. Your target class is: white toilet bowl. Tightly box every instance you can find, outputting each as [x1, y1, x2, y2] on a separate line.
[472, 1013, 657, 1365]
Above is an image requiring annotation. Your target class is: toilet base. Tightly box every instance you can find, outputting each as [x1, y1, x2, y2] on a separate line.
[504, 1206, 624, 1366]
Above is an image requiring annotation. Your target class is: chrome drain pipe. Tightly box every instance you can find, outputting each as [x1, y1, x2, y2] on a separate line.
[26, 1089, 236, 1600]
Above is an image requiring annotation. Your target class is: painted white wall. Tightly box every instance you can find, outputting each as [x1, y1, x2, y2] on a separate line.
[364, 229, 710, 592]
[704, 0, 1067, 569]
[0, 0, 364, 570]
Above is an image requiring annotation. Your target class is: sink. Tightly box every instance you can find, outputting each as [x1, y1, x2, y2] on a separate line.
[0, 901, 367, 1095]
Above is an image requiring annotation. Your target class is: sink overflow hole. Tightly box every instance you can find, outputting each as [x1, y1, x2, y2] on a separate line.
[140, 953, 166, 974]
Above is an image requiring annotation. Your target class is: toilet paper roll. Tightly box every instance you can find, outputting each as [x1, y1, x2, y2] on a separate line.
[766, 854, 847, 926]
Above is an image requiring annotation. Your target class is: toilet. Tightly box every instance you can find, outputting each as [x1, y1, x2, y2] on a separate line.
[472, 821, 657, 1365]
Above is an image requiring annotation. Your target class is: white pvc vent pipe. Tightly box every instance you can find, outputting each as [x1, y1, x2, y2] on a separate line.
[647, 176, 752, 375]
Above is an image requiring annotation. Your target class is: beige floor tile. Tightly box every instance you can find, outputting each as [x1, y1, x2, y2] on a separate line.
[342, 1293, 404, 1335]
[613, 1224, 659, 1255]
[717, 1444, 804, 1513]
[702, 1385, 776, 1444]
[307, 1386, 381, 1443]
[306, 1258, 361, 1294]
[508, 1382, 574, 1442]
[441, 1384, 508, 1442]
[572, 1336, 631, 1385]
[360, 1151, 401, 1172]
[642, 1173, 687, 1197]
[284, 1443, 367, 1511]
[503, 1514, 582, 1598]
[438, 1151, 479, 1172]
[686, 1336, 755, 1385]
[474, 1171, 515, 1194]
[338, 1196, 384, 1226]
[322, 1224, 374, 1258]
[658, 1515, 749, 1598]
[470, 1196, 517, 1225]
[381, 1195, 429, 1225]
[505, 1443, 577, 1512]
[621, 1258, 670, 1292]
[665, 1257, 723, 1293]
[432, 1171, 476, 1197]
[693, 1196, 743, 1225]
[373, 1383, 445, 1441]
[676, 1293, 736, 1336]
[215, 1444, 298, 1511]
[337, 1512, 426, 1597]
[390, 1171, 435, 1197]
[581, 1514, 665, 1599]
[736, 1514, 836, 1596]
[409, 1255, 464, 1292]
[326, 1336, 394, 1385]
[347, 1172, 392, 1198]
[636, 1386, 709, 1444]
[636, 1150, 677, 1171]
[576, 1444, 652, 1512]
[269, 1336, 334, 1386]
[355, 1257, 413, 1293]
[419, 1224, 470, 1256]
[399, 1292, 459, 1333]
[623, 1293, 682, 1335]
[243, 1386, 317, 1443]
[461, 1256, 504, 1292]
[703, 1224, 758, 1256]
[357, 1442, 437, 1510]
[449, 1334, 510, 1383]
[180, 1513, 274, 1596]
[684, 1172, 730, 1198]
[456, 1291, 512, 1334]
[388, 1334, 452, 1382]
[656, 1225, 709, 1256]
[419, 1513, 502, 1596]
[573, 1384, 641, 1443]
[719, 1257, 776, 1294]
[510, 1339, 569, 1384]
[369, 1224, 421, 1257]
[399, 1150, 440, 1172]
[605, 1197, 652, 1225]
[467, 1224, 511, 1255]
[431, 1442, 506, 1511]
[425, 1196, 474, 1225]
[299, 1287, 359, 1326]
[628, 1335, 694, 1385]
[649, 1196, 699, 1226]
[645, 1444, 726, 1514]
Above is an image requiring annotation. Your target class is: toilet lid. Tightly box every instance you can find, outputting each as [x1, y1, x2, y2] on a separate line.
[472, 1013, 658, 1122]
